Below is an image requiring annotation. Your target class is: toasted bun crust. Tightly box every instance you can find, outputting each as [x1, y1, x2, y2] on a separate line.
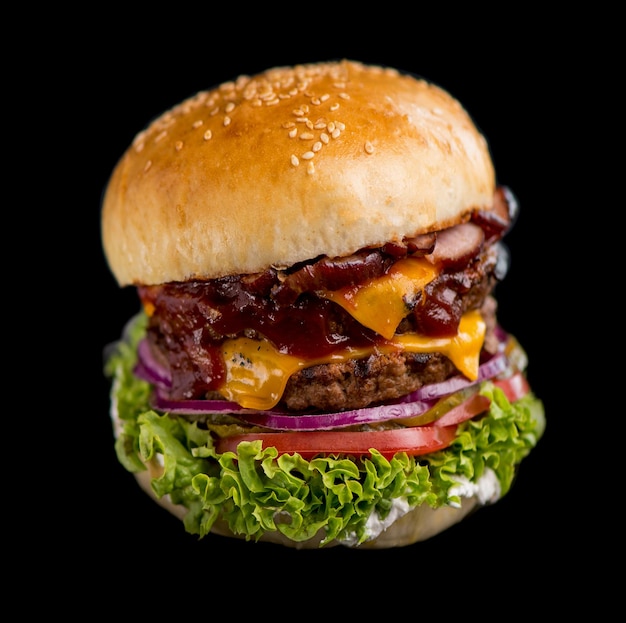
[102, 60, 495, 286]
[134, 458, 478, 549]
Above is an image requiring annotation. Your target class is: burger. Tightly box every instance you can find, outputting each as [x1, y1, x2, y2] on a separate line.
[101, 59, 545, 549]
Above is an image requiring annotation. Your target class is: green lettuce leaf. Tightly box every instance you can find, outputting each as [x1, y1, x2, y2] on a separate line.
[105, 313, 545, 547]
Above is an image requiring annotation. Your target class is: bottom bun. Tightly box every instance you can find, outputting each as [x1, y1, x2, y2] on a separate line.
[134, 459, 479, 549]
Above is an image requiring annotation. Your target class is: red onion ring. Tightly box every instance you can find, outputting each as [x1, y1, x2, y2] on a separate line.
[398, 351, 508, 403]
[151, 387, 437, 431]
[226, 399, 437, 431]
[152, 387, 245, 414]
[135, 339, 171, 388]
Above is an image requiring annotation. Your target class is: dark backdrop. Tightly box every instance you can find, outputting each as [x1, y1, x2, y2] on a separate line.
[63, 21, 578, 600]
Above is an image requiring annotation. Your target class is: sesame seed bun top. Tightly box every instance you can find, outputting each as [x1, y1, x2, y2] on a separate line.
[101, 60, 495, 286]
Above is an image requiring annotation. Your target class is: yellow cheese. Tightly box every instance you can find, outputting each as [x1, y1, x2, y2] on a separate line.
[321, 257, 438, 339]
[220, 310, 486, 410]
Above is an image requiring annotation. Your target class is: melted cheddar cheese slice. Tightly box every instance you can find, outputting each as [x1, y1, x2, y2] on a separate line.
[321, 257, 438, 339]
[221, 310, 486, 410]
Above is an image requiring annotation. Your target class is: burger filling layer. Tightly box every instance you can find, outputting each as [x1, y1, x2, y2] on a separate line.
[138, 214, 510, 413]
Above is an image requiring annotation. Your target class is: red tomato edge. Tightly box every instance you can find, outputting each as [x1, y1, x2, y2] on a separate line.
[493, 371, 530, 402]
[215, 425, 458, 459]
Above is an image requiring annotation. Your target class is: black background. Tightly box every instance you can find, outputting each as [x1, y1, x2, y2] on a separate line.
[58, 18, 584, 603]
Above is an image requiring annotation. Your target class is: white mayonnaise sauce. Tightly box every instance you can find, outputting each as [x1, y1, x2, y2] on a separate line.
[339, 468, 501, 546]
[448, 468, 501, 507]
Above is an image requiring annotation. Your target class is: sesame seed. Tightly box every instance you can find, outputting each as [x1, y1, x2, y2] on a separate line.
[301, 151, 314, 160]
[158, 114, 175, 128]
[225, 102, 235, 113]
[133, 130, 146, 146]
[175, 141, 183, 151]
[144, 160, 152, 172]
[307, 161, 315, 174]
[331, 128, 341, 139]
[154, 130, 167, 143]
[312, 141, 322, 152]
[299, 132, 314, 140]
[313, 121, 326, 130]
[289, 128, 298, 138]
[209, 107, 219, 116]
[320, 133, 329, 144]
[291, 154, 299, 166]
[364, 141, 374, 154]
[311, 97, 321, 105]
[192, 120, 203, 128]
[330, 103, 339, 111]
[203, 130, 213, 140]
[327, 122, 335, 132]
[223, 116, 231, 126]
[339, 93, 350, 100]
[320, 94, 330, 102]
[283, 121, 296, 128]
[265, 98, 279, 106]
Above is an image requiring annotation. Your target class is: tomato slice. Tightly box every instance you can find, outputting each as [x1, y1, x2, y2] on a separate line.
[215, 425, 458, 459]
[493, 372, 530, 402]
